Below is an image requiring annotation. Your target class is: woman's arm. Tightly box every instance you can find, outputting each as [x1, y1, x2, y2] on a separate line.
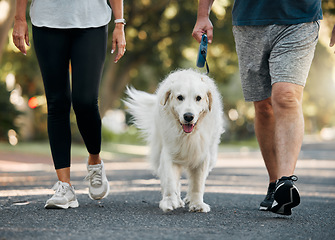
[12, 0, 29, 55]
[109, 0, 126, 63]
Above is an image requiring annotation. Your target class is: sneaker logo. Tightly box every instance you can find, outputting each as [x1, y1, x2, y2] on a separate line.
[272, 200, 278, 208]
[275, 182, 285, 191]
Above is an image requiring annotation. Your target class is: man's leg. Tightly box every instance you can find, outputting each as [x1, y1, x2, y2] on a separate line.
[271, 82, 304, 177]
[267, 82, 304, 215]
[255, 82, 303, 180]
[254, 97, 278, 183]
[266, 22, 318, 215]
[254, 82, 303, 213]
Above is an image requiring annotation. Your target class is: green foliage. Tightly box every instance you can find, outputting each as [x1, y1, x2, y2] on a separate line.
[102, 0, 252, 141]
[116, 0, 238, 92]
[0, 0, 334, 144]
[0, 80, 21, 141]
[304, 42, 335, 133]
[102, 125, 145, 145]
[322, 0, 335, 15]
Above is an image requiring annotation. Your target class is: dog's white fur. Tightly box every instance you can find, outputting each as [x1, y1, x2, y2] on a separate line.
[124, 69, 224, 212]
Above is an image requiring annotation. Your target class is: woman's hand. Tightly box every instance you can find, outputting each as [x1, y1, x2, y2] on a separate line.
[12, 17, 30, 55]
[111, 23, 126, 63]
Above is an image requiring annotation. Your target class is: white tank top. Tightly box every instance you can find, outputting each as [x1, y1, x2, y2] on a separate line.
[30, 0, 112, 29]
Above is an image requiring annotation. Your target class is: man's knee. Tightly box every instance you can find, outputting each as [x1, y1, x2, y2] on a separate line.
[271, 83, 303, 110]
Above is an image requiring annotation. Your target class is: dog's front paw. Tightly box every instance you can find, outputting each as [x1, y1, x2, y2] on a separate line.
[189, 202, 211, 213]
[183, 195, 190, 204]
[159, 196, 185, 212]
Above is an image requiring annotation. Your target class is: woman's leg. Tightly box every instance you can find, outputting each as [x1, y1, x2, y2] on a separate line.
[55, 167, 71, 184]
[32, 26, 72, 181]
[70, 26, 108, 163]
[70, 26, 110, 200]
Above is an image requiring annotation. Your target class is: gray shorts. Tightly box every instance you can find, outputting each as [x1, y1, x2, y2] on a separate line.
[233, 22, 319, 102]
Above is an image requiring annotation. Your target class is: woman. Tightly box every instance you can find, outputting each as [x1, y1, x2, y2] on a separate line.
[12, 0, 126, 209]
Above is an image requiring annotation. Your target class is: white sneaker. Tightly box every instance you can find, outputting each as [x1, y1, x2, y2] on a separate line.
[45, 181, 79, 209]
[84, 159, 110, 200]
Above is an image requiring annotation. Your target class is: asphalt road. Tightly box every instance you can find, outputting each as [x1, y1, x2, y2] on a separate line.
[0, 141, 334, 240]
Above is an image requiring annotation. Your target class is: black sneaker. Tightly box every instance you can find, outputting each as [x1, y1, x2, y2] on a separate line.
[270, 175, 300, 216]
[259, 182, 276, 211]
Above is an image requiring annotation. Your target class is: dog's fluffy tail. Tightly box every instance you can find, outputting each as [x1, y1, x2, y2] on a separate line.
[123, 86, 156, 141]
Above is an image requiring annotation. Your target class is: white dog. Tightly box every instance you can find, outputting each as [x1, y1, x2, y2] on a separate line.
[124, 69, 224, 212]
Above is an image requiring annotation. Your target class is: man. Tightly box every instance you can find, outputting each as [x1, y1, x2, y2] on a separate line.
[192, 0, 325, 215]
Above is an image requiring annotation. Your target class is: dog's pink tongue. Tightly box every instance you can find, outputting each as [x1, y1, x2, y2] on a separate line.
[183, 124, 194, 133]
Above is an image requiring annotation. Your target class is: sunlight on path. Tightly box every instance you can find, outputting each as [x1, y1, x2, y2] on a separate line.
[1, 153, 334, 198]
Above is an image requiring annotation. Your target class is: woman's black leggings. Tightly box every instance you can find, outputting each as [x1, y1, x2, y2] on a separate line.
[32, 25, 108, 169]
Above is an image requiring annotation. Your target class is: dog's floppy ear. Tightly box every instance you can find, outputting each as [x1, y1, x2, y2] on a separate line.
[207, 91, 212, 111]
[161, 90, 171, 106]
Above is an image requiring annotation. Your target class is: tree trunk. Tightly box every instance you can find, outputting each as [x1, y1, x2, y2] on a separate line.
[0, 0, 16, 64]
[100, 57, 146, 117]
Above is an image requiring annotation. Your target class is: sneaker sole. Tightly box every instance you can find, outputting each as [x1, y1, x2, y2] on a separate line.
[44, 200, 79, 209]
[271, 182, 300, 215]
[88, 182, 110, 200]
[259, 205, 271, 211]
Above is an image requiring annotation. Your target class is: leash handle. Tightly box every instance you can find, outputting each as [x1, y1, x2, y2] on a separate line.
[196, 34, 210, 74]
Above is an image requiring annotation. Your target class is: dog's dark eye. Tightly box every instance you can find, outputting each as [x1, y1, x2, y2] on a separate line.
[196, 96, 202, 102]
[177, 95, 184, 101]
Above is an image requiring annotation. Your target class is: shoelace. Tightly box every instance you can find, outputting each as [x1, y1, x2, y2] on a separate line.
[84, 167, 102, 186]
[52, 181, 68, 196]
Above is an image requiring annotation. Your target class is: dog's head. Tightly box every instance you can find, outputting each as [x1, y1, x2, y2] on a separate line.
[159, 70, 213, 134]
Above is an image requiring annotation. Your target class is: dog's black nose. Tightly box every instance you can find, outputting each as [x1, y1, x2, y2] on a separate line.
[183, 112, 194, 122]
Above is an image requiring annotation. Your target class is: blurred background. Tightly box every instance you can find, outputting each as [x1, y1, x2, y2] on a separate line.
[0, 0, 334, 149]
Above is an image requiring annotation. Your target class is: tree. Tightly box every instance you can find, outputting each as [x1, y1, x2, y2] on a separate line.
[1, 0, 334, 142]
[100, 0, 238, 116]
[0, 0, 16, 64]
[0, 80, 21, 141]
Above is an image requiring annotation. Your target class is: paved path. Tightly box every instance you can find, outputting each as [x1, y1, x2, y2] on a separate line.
[0, 141, 334, 239]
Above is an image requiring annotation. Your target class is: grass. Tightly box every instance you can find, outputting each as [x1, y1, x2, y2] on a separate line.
[0, 141, 88, 157]
[0, 141, 150, 158]
[221, 138, 259, 149]
[0, 138, 259, 158]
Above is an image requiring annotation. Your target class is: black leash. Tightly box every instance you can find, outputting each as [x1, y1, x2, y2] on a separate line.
[200, 48, 210, 75]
